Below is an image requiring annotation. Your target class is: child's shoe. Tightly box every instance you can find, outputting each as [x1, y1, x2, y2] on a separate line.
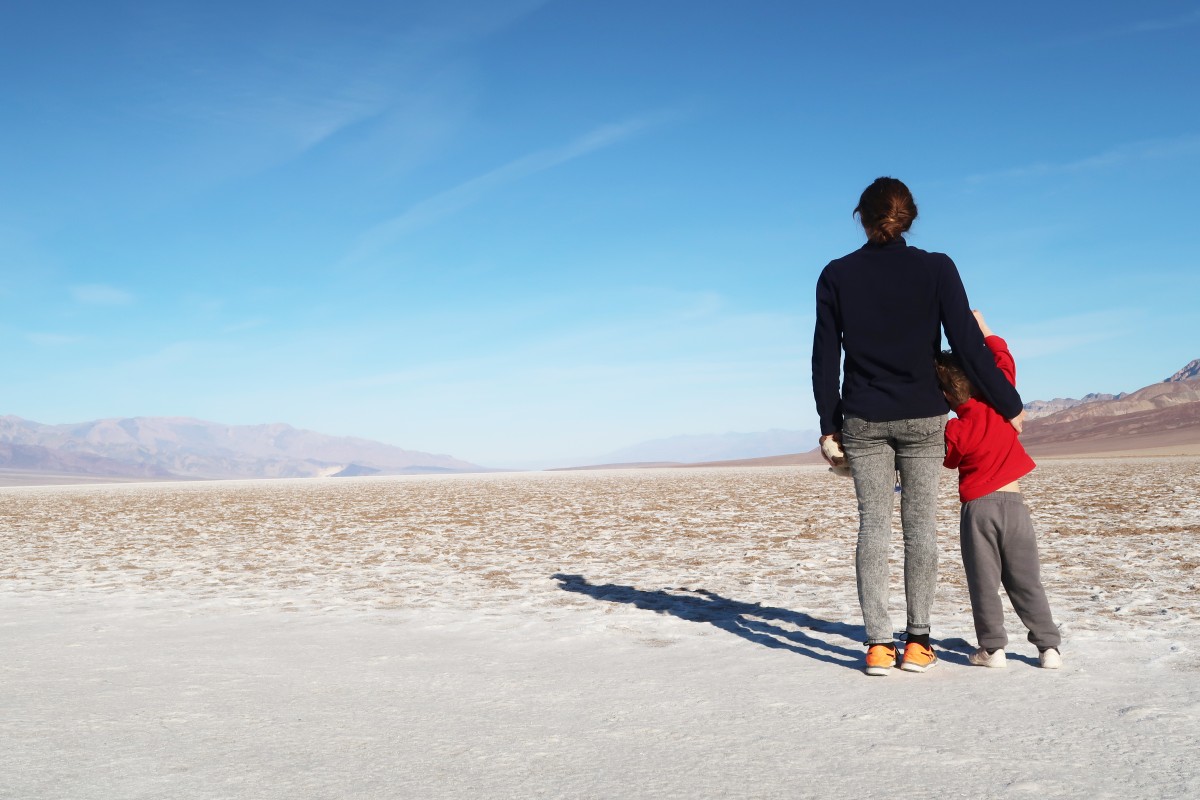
[900, 641, 938, 672]
[864, 644, 897, 676]
[968, 647, 1007, 668]
[1039, 647, 1062, 669]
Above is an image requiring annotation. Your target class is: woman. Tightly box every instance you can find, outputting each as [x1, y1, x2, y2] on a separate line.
[811, 177, 1025, 676]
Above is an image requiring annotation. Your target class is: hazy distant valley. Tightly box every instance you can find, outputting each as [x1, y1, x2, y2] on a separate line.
[0, 416, 482, 484]
[3, 358, 1197, 485]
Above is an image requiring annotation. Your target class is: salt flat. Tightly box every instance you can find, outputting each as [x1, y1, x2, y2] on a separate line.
[2, 460, 1198, 799]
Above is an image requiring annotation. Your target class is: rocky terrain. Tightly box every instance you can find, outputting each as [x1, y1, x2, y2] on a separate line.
[1168, 358, 1200, 383]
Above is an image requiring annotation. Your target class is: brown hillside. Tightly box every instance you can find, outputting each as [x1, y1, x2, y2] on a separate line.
[1036, 379, 1200, 424]
[680, 449, 826, 468]
[553, 449, 827, 471]
[1023, 401, 1200, 457]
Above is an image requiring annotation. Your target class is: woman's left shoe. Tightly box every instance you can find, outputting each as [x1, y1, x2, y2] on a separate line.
[864, 643, 897, 676]
[900, 641, 938, 672]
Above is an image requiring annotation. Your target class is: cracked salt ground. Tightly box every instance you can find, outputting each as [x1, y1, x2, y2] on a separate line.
[2, 459, 1199, 798]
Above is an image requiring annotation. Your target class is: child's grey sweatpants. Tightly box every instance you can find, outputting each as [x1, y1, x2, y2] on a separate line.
[960, 491, 1061, 651]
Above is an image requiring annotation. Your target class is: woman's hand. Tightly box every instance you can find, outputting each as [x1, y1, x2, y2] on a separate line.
[820, 433, 847, 466]
[1009, 409, 1026, 434]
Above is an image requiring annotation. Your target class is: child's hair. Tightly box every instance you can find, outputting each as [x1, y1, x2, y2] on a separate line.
[934, 350, 974, 407]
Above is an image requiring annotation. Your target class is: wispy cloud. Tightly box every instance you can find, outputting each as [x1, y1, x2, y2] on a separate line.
[112, 340, 208, 373]
[307, 0, 551, 153]
[1007, 309, 1141, 359]
[1039, 8, 1200, 49]
[25, 332, 85, 347]
[328, 289, 803, 392]
[103, 1, 554, 205]
[1121, 8, 1200, 35]
[70, 284, 134, 306]
[222, 319, 268, 334]
[966, 134, 1200, 184]
[342, 110, 678, 266]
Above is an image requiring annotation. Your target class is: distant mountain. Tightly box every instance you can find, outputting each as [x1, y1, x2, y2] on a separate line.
[1167, 359, 1200, 383]
[1022, 399, 1200, 457]
[553, 449, 826, 472]
[1023, 392, 1128, 420]
[577, 357, 1200, 470]
[0, 442, 174, 479]
[0, 416, 485, 481]
[586, 428, 821, 467]
[1027, 380, 1200, 425]
[1024, 358, 1200, 420]
[680, 450, 826, 468]
[1022, 359, 1200, 456]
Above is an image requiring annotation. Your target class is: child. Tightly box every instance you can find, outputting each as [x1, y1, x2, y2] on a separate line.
[935, 311, 1062, 669]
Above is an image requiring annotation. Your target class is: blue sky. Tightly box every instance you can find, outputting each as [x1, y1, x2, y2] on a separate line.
[2, 1, 1198, 466]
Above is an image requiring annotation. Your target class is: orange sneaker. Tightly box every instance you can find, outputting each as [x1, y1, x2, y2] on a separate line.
[864, 644, 897, 676]
[900, 641, 938, 672]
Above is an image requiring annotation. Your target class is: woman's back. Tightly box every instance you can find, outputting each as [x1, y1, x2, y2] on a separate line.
[816, 238, 954, 428]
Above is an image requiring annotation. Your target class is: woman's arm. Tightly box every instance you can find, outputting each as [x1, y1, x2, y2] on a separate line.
[938, 259, 1023, 421]
[812, 265, 844, 435]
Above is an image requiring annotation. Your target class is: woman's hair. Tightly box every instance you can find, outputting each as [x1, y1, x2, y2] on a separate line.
[854, 177, 918, 244]
[934, 350, 974, 407]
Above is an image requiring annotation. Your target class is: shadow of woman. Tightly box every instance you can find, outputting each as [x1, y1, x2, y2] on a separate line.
[551, 573, 865, 671]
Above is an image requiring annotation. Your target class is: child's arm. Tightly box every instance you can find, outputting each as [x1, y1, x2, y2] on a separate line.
[943, 419, 964, 469]
[939, 270, 1022, 421]
[944, 397, 990, 468]
[972, 309, 994, 337]
[985, 337, 1016, 385]
[974, 310, 1017, 385]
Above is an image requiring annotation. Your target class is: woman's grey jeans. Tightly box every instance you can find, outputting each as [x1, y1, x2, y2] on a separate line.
[840, 414, 946, 645]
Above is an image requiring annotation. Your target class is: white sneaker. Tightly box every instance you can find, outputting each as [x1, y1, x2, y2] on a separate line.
[968, 647, 1007, 668]
[1039, 648, 1062, 669]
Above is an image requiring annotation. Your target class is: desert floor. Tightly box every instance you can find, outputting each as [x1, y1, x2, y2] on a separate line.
[2, 459, 1199, 799]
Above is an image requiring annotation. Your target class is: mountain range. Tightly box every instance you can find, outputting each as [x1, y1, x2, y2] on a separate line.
[5, 358, 1197, 483]
[1022, 392, 1129, 420]
[566, 358, 1200, 470]
[0, 416, 483, 483]
[1019, 359, 1200, 457]
[1024, 359, 1200, 419]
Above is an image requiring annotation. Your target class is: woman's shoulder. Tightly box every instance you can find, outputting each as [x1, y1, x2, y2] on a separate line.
[823, 248, 861, 268]
[908, 247, 962, 286]
[821, 242, 957, 277]
[817, 251, 856, 283]
[905, 243, 956, 267]
[821, 243, 885, 271]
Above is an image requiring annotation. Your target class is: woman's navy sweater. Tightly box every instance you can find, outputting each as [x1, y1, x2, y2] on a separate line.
[812, 238, 1023, 436]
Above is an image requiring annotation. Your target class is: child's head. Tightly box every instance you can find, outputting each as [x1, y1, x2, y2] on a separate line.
[934, 350, 974, 407]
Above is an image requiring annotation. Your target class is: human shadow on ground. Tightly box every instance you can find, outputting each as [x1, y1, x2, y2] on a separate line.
[552, 573, 866, 671]
[931, 636, 976, 666]
[932, 637, 1042, 667]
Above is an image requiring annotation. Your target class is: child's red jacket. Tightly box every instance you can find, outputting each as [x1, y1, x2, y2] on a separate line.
[944, 336, 1036, 503]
